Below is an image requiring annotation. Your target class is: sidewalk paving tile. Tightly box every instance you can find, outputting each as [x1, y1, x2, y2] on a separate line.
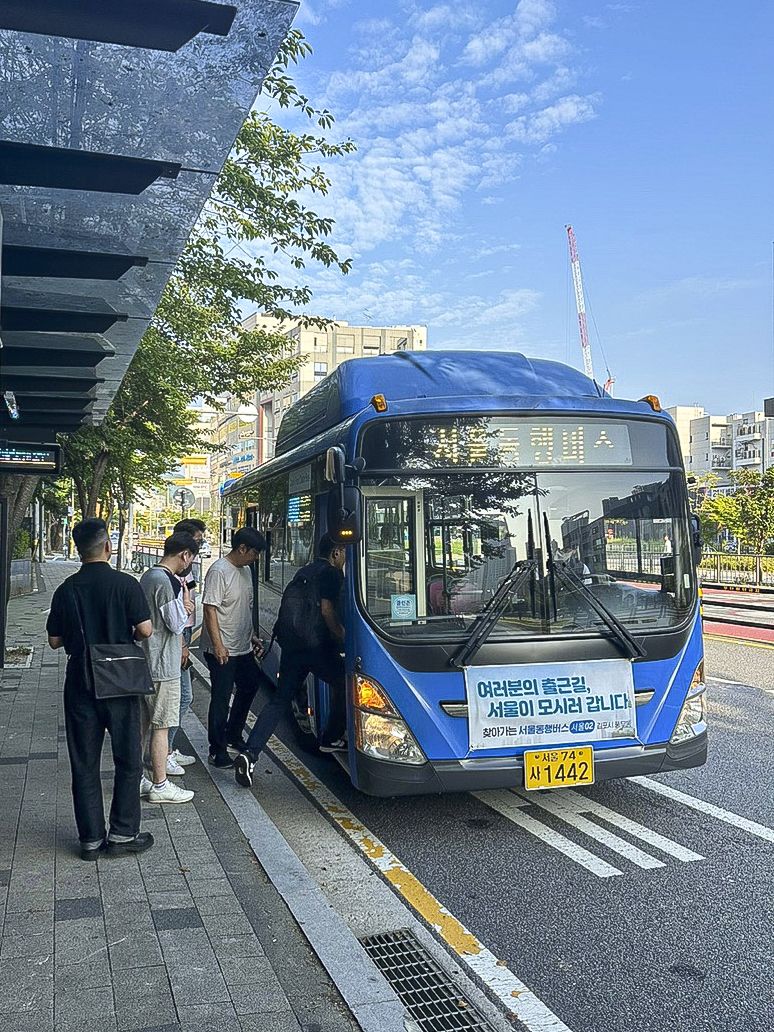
[0, 563, 361, 1032]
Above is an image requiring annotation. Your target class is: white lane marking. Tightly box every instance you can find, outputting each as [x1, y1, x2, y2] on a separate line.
[266, 738, 575, 1032]
[473, 790, 622, 879]
[525, 788, 704, 863]
[629, 777, 774, 845]
[512, 790, 666, 870]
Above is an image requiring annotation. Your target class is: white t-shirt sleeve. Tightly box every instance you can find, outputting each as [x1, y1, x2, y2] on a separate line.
[202, 563, 226, 608]
[160, 596, 189, 635]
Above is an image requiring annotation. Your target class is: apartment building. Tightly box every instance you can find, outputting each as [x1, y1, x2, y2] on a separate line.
[687, 413, 732, 483]
[729, 410, 772, 476]
[668, 399, 774, 484]
[243, 314, 427, 464]
[665, 405, 706, 467]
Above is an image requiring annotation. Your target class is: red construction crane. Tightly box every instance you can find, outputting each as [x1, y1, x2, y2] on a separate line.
[566, 225, 614, 393]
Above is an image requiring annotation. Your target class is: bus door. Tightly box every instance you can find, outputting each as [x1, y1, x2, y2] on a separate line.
[360, 486, 426, 626]
[303, 491, 334, 745]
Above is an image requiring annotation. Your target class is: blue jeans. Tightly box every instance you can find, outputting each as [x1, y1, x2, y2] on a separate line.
[169, 626, 193, 750]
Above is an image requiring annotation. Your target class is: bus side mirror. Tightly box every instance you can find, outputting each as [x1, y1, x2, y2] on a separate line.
[325, 446, 346, 484]
[690, 513, 702, 566]
[327, 486, 362, 545]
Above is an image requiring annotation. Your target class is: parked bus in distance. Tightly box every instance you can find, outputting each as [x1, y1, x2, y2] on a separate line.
[223, 351, 705, 796]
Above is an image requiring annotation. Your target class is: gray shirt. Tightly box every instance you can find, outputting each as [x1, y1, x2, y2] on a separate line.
[139, 566, 188, 680]
[200, 557, 254, 656]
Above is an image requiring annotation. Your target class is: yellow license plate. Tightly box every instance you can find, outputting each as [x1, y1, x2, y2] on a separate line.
[523, 746, 594, 791]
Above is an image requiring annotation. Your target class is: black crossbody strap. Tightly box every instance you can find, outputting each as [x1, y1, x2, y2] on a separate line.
[68, 580, 95, 692]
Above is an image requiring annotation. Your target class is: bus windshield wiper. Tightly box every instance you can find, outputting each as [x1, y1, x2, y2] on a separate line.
[450, 558, 537, 669]
[551, 562, 646, 659]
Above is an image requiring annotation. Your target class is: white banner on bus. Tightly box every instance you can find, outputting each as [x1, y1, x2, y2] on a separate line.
[465, 659, 637, 751]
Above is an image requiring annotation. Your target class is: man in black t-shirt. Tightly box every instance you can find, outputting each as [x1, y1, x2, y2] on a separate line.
[234, 534, 346, 788]
[47, 519, 154, 860]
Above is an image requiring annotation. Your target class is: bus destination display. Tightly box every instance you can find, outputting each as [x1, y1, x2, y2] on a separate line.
[363, 418, 636, 470]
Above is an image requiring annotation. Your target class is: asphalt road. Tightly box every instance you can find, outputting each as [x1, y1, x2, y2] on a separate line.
[196, 629, 773, 1032]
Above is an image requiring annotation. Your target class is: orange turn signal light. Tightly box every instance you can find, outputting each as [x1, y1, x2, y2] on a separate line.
[353, 673, 395, 714]
[640, 394, 662, 412]
[370, 393, 388, 413]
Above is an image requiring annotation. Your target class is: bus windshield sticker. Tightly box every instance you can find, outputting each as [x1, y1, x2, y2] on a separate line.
[391, 594, 417, 622]
[464, 660, 637, 751]
[288, 465, 312, 494]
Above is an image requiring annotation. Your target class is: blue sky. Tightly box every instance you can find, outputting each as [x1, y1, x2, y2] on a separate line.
[267, 0, 773, 414]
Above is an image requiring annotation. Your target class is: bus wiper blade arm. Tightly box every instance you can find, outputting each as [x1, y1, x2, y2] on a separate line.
[450, 559, 537, 669]
[552, 564, 646, 659]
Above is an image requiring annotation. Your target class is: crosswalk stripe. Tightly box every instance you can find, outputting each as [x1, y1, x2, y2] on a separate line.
[520, 788, 704, 863]
[629, 777, 774, 844]
[512, 790, 665, 870]
[473, 790, 622, 878]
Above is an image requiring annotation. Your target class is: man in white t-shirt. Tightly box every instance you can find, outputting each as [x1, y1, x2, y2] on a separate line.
[201, 527, 266, 767]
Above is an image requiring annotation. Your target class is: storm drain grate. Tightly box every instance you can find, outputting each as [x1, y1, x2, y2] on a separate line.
[360, 929, 495, 1031]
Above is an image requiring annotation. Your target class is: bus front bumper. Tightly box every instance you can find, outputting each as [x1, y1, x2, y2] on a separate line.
[352, 731, 708, 797]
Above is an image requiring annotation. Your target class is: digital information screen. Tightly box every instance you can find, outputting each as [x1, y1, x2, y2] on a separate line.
[0, 442, 62, 474]
[429, 419, 633, 468]
[362, 417, 640, 470]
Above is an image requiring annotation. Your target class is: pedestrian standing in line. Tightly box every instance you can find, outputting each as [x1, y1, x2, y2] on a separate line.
[235, 534, 346, 789]
[166, 517, 207, 773]
[139, 532, 199, 804]
[201, 527, 266, 768]
[46, 518, 155, 860]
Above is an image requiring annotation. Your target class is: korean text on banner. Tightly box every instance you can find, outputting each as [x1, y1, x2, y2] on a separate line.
[465, 660, 637, 751]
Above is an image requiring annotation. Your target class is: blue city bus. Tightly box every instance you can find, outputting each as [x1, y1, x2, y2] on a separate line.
[223, 351, 706, 796]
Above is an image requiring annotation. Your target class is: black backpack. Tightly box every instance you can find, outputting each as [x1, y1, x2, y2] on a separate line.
[273, 564, 327, 651]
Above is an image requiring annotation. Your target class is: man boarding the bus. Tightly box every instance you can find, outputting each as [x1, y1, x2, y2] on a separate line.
[234, 534, 346, 789]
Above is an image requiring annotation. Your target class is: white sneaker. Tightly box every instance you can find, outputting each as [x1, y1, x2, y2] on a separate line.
[170, 748, 196, 767]
[148, 780, 194, 804]
[166, 755, 186, 776]
[140, 775, 153, 798]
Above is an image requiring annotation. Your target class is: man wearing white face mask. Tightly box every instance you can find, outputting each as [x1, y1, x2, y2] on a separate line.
[139, 532, 199, 804]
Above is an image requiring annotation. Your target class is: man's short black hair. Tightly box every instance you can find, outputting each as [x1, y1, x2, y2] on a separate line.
[174, 518, 206, 535]
[72, 518, 109, 560]
[163, 531, 199, 557]
[231, 527, 266, 553]
[317, 533, 341, 558]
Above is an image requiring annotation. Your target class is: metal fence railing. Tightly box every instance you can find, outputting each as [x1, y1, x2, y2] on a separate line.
[129, 547, 203, 583]
[698, 552, 774, 589]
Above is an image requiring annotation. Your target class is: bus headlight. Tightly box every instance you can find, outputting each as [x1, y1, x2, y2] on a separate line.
[670, 661, 707, 745]
[353, 674, 426, 765]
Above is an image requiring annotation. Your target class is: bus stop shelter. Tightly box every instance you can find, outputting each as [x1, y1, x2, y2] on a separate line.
[0, 0, 297, 661]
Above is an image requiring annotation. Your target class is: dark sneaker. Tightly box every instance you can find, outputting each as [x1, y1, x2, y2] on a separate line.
[105, 832, 154, 857]
[227, 735, 248, 751]
[208, 751, 234, 769]
[319, 738, 347, 753]
[80, 842, 105, 862]
[234, 752, 255, 788]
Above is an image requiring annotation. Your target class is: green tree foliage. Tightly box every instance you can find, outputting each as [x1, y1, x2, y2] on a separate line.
[62, 29, 354, 519]
[699, 468, 774, 552]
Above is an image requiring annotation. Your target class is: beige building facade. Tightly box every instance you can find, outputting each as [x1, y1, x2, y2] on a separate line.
[243, 314, 427, 464]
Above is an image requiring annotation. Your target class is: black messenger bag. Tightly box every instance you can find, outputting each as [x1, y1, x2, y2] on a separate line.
[70, 584, 154, 700]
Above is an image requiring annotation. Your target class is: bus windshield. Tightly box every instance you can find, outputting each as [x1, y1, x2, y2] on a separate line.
[358, 419, 694, 643]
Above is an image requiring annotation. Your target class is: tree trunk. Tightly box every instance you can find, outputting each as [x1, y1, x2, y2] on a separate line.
[85, 452, 110, 517]
[116, 508, 126, 572]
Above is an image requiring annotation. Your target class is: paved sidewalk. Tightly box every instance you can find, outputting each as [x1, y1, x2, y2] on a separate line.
[0, 562, 360, 1032]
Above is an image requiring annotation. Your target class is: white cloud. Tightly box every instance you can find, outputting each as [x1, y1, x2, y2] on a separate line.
[271, 0, 602, 347]
[506, 94, 599, 143]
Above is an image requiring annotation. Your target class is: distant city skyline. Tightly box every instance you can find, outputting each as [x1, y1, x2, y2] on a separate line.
[263, 1, 773, 415]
